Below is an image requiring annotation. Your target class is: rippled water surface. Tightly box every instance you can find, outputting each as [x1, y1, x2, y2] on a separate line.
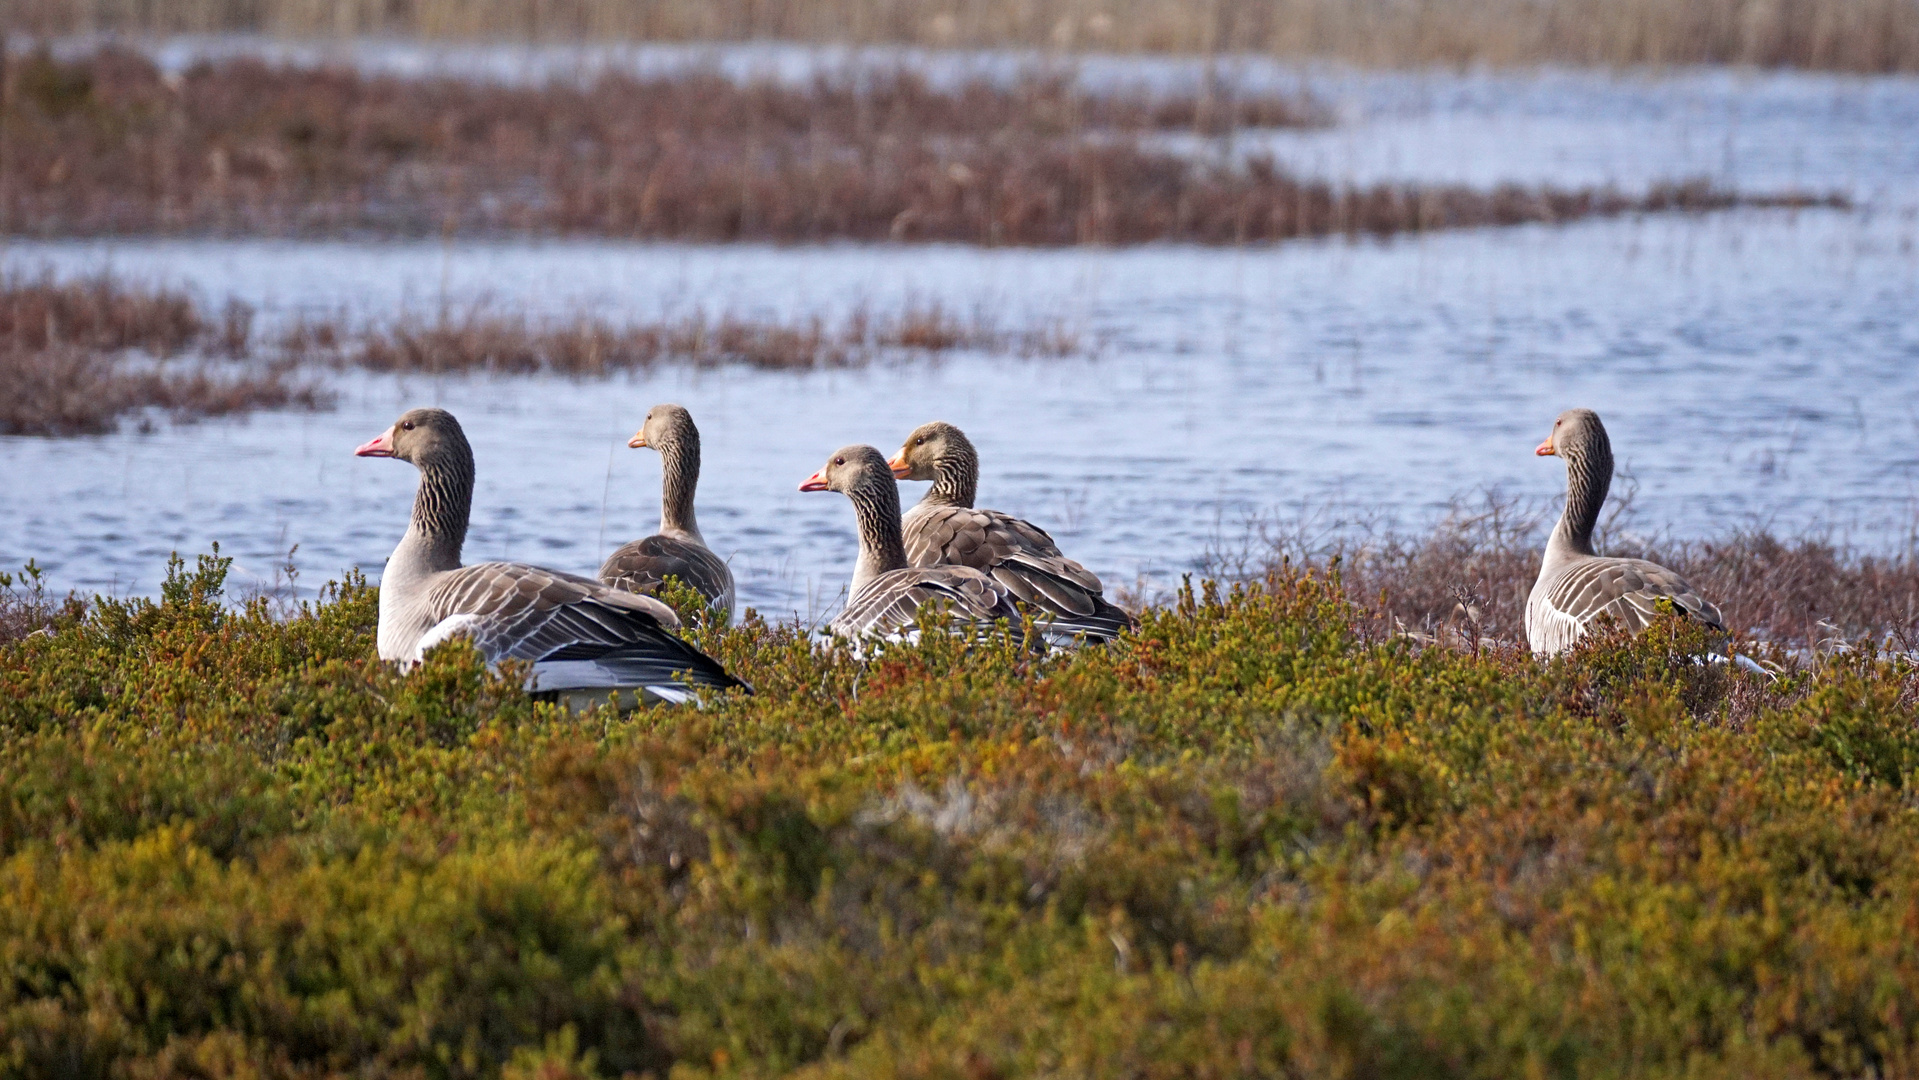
[3, 48, 1917, 614]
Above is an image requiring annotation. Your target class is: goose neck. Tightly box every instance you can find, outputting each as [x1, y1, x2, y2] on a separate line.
[1549, 443, 1611, 560]
[657, 438, 703, 544]
[925, 451, 978, 509]
[849, 480, 908, 595]
[401, 453, 472, 574]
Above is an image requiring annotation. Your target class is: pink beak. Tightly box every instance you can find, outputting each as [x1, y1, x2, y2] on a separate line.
[1535, 436, 1556, 457]
[798, 468, 828, 492]
[355, 430, 395, 457]
[628, 431, 648, 449]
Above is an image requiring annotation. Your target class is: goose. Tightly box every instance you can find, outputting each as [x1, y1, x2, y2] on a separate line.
[599, 404, 735, 621]
[1526, 408, 1726, 656]
[886, 421, 1135, 639]
[801, 445, 1122, 646]
[356, 407, 748, 704]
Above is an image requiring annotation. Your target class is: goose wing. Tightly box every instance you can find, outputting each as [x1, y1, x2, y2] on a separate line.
[599, 534, 736, 615]
[1541, 556, 1726, 640]
[902, 505, 1130, 636]
[828, 565, 1020, 641]
[422, 562, 748, 693]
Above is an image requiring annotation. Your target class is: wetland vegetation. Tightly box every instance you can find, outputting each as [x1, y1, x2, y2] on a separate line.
[0, 50, 1841, 244]
[3, 550, 1918, 1075]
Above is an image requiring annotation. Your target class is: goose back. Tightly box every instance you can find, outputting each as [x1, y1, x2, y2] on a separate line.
[1527, 555, 1726, 656]
[599, 536, 735, 617]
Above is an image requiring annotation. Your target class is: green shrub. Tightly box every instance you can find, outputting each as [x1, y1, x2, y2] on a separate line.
[2, 554, 1916, 1077]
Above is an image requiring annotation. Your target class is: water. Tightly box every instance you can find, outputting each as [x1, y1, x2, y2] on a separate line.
[3, 45, 1917, 615]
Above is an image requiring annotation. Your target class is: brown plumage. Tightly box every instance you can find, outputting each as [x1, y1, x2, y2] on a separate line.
[888, 420, 1134, 638]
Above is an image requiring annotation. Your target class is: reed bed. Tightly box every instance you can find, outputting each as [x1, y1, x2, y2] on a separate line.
[10, 0, 1919, 71]
[0, 49, 1841, 243]
[1215, 494, 1919, 650]
[287, 301, 1082, 374]
[0, 273, 1083, 433]
[0, 272, 324, 435]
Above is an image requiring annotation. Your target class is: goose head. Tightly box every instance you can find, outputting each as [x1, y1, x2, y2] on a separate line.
[800, 445, 894, 495]
[355, 407, 470, 469]
[1536, 408, 1609, 462]
[887, 420, 968, 480]
[628, 403, 697, 454]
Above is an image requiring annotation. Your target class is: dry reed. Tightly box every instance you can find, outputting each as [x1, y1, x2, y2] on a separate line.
[0, 50, 1841, 243]
[1215, 495, 1919, 649]
[0, 272, 326, 435]
[9, 0, 1919, 71]
[0, 341, 329, 435]
[287, 301, 1082, 373]
[0, 272, 1081, 434]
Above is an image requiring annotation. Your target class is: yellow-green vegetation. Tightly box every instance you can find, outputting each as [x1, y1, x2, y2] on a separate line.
[3, 550, 1918, 1077]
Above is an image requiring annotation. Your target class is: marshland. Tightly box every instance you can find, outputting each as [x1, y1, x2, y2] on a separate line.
[4, 22, 1919, 1078]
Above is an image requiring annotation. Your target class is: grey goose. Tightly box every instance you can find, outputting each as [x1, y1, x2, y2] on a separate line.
[1526, 408, 1726, 656]
[355, 407, 747, 703]
[887, 421, 1134, 640]
[802, 444, 1123, 646]
[598, 404, 736, 621]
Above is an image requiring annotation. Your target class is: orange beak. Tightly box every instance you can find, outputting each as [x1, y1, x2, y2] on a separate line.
[798, 468, 829, 492]
[628, 431, 648, 449]
[887, 453, 911, 479]
[355, 429, 395, 457]
[1535, 435, 1556, 457]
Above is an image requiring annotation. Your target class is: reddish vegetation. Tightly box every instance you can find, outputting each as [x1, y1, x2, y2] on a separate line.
[0, 50, 1840, 244]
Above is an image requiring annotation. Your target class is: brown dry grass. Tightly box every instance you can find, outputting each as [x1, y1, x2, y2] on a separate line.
[0, 272, 1079, 434]
[0, 50, 1841, 243]
[10, 0, 1919, 71]
[0, 272, 326, 435]
[0, 341, 329, 435]
[286, 301, 1082, 373]
[1215, 495, 1919, 650]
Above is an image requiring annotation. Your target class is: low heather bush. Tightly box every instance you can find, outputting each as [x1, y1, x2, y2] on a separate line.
[2, 548, 1917, 1075]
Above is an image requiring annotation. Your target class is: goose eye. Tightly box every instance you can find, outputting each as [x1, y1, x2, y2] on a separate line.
[834, 457, 844, 465]
[401, 421, 415, 431]
[915, 436, 925, 445]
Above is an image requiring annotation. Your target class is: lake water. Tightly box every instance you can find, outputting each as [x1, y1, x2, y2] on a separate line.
[2, 44, 1916, 616]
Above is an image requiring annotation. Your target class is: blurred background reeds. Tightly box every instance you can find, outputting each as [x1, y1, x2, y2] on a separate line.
[0, 49, 1840, 242]
[9, 0, 1919, 71]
